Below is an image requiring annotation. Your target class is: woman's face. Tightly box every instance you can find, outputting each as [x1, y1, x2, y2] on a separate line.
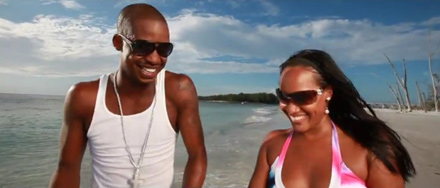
[278, 65, 332, 132]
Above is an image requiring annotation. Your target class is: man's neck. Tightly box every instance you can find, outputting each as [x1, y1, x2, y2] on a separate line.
[114, 71, 156, 98]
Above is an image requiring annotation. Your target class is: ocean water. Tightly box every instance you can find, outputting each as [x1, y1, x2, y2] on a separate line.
[0, 93, 285, 188]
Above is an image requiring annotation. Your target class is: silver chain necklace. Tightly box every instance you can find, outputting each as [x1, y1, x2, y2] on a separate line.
[112, 72, 157, 188]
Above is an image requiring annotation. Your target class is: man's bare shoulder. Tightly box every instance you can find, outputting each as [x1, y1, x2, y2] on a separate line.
[65, 79, 100, 113]
[67, 79, 100, 98]
[165, 70, 196, 95]
[164, 70, 194, 88]
[164, 70, 197, 107]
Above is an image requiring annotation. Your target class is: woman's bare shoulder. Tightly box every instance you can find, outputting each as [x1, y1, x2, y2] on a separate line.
[263, 128, 292, 145]
[261, 128, 292, 164]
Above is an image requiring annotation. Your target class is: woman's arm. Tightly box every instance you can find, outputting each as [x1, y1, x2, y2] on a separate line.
[248, 141, 270, 188]
[249, 129, 287, 188]
[366, 154, 405, 188]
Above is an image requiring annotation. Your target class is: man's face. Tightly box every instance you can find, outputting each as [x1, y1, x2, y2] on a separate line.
[120, 18, 171, 84]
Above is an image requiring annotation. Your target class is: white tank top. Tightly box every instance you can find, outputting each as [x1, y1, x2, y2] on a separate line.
[87, 69, 177, 188]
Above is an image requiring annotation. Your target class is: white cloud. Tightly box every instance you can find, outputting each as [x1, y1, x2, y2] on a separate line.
[266, 58, 287, 66]
[422, 16, 440, 26]
[168, 12, 440, 66]
[173, 60, 278, 74]
[258, 0, 279, 16]
[0, 14, 117, 77]
[0, 0, 7, 5]
[113, 0, 166, 8]
[0, 14, 116, 60]
[41, 0, 84, 10]
[0, 11, 440, 77]
[226, 0, 241, 9]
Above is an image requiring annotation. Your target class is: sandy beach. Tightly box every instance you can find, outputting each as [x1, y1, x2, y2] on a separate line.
[173, 109, 440, 188]
[374, 109, 440, 188]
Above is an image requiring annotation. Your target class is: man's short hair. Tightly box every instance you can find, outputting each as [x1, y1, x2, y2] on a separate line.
[117, 3, 167, 37]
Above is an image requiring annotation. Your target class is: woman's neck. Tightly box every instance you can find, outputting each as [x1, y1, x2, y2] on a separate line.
[295, 116, 333, 141]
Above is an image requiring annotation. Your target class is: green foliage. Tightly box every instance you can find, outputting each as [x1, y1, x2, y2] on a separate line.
[198, 92, 279, 104]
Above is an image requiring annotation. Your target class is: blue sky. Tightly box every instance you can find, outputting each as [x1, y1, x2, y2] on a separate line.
[0, 0, 439, 103]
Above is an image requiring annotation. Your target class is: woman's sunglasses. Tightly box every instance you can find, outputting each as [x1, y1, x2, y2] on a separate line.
[119, 34, 174, 57]
[275, 88, 323, 105]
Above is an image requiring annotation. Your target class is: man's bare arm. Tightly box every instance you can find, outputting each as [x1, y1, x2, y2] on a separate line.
[175, 74, 207, 188]
[49, 84, 89, 188]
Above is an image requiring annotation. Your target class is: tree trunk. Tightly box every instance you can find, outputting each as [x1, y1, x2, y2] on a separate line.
[384, 53, 412, 112]
[422, 92, 428, 112]
[428, 29, 438, 112]
[388, 83, 402, 111]
[401, 59, 412, 112]
[397, 83, 406, 110]
[429, 54, 438, 112]
[416, 81, 425, 111]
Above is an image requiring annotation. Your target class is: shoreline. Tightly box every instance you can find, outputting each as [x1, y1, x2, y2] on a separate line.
[200, 100, 278, 105]
[372, 107, 440, 116]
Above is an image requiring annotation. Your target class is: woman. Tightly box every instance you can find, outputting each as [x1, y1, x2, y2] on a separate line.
[248, 49, 415, 188]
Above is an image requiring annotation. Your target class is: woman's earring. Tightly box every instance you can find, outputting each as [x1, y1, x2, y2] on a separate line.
[325, 97, 331, 114]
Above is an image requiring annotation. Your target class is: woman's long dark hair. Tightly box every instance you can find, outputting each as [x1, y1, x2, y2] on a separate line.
[280, 49, 416, 181]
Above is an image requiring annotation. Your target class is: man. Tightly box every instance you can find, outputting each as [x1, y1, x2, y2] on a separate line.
[50, 3, 207, 188]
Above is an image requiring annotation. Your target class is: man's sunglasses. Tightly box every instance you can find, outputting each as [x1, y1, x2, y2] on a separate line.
[119, 34, 174, 57]
[275, 88, 323, 105]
